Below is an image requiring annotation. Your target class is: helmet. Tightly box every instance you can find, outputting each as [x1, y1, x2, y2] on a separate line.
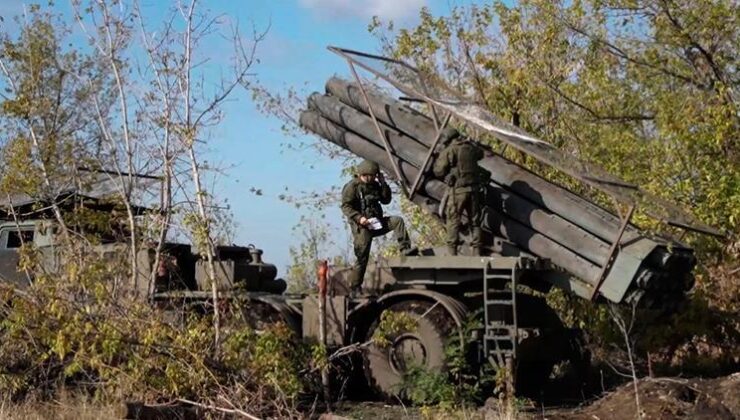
[357, 160, 380, 176]
[440, 127, 461, 143]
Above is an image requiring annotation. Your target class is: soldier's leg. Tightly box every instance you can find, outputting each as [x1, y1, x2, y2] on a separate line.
[445, 191, 464, 255]
[469, 190, 483, 253]
[384, 216, 411, 250]
[456, 191, 474, 253]
[349, 228, 373, 289]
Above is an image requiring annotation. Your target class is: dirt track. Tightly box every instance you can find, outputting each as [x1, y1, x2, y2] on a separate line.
[328, 373, 740, 419]
[533, 373, 740, 420]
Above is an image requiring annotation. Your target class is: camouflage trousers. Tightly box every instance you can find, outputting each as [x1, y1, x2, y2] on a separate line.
[348, 216, 411, 288]
[445, 187, 483, 255]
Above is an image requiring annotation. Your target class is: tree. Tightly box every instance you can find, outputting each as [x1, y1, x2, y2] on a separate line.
[0, 4, 312, 416]
[68, 0, 266, 350]
[0, 7, 115, 241]
[370, 0, 738, 372]
[1, 0, 267, 355]
[285, 216, 339, 294]
[372, 0, 738, 243]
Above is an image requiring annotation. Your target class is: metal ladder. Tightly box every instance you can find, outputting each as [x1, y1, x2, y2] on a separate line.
[482, 262, 518, 372]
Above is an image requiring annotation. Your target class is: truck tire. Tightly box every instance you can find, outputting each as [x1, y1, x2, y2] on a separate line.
[363, 300, 456, 399]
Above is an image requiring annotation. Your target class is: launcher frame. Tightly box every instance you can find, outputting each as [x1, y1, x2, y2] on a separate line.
[327, 45, 722, 301]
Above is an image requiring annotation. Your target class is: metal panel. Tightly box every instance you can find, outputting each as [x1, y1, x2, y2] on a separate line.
[194, 260, 235, 291]
[302, 296, 347, 347]
[540, 271, 594, 301]
[0, 249, 26, 287]
[600, 238, 657, 302]
[387, 255, 522, 271]
[0, 225, 35, 288]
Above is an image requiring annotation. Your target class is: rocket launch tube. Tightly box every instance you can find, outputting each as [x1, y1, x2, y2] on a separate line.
[323, 78, 694, 280]
[300, 78, 696, 307]
[324, 77, 647, 246]
[308, 92, 615, 268]
[299, 109, 603, 285]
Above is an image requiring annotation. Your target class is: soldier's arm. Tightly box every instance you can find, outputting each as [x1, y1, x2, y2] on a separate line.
[341, 182, 362, 222]
[433, 147, 452, 178]
[378, 181, 392, 205]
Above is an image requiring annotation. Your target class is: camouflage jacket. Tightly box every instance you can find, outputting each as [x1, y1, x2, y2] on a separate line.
[433, 141, 487, 188]
[341, 178, 391, 224]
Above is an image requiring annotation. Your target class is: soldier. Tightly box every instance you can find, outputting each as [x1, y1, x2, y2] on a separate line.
[341, 159, 414, 294]
[433, 128, 489, 255]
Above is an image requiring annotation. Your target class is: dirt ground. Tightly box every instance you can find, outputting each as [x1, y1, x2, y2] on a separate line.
[537, 373, 740, 420]
[330, 373, 740, 420]
[3, 373, 737, 419]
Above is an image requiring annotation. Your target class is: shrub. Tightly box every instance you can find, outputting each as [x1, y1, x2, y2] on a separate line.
[0, 245, 313, 417]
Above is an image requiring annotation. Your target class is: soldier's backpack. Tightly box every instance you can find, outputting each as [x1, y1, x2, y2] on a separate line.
[452, 143, 484, 187]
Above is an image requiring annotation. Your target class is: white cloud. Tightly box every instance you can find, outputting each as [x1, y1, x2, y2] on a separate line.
[298, 0, 427, 21]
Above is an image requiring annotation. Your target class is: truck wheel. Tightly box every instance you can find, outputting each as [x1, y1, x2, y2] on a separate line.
[363, 300, 455, 399]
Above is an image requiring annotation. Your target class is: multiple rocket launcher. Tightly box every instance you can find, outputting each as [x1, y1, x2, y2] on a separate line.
[299, 77, 696, 311]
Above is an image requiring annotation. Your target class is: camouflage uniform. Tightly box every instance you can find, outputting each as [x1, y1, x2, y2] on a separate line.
[341, 160, 411, 289]
[433, 129, 489, 255]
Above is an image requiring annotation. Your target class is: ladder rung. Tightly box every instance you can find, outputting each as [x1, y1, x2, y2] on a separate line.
[485, 293, 515, 299]
[486, 332, 514, 338]
[486, 327, 515, 334]
[484, 267, 513, 273]
[490, 349, 514, 356]
[487, 322, 514, 327]
[487, 300, 513, 305]
[486, 334, 514, 341]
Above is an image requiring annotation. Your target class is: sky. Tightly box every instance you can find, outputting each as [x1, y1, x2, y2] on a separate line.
[211, 0, 477, 274]
[0, 0, 486, 275]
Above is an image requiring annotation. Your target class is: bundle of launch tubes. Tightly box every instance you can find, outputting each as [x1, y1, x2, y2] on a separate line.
[300, 75, 703, 313]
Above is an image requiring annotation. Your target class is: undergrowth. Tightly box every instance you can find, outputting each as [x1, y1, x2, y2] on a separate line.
[0, 245, 315, 418]
[395, 313, 497, 409]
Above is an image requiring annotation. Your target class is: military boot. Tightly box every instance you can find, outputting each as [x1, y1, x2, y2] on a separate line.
[349, 285, 362, 299]
[402, 246, 419, 256]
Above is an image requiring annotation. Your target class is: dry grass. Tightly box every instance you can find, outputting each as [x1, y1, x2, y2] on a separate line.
[331, 400, 520, 420]
[0, 395, 119, 420]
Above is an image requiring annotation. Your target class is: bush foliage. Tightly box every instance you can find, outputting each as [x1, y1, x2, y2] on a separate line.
[372, 0, 739, 374]
[0, 246, 313, 417]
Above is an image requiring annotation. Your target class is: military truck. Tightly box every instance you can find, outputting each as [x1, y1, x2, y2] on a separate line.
[0, 47, 723, 399]
[294, 47, 723, 396]
[0, 214, 583, 397]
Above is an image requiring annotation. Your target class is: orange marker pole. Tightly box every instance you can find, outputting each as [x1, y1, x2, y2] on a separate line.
[317, 260, 331, 409]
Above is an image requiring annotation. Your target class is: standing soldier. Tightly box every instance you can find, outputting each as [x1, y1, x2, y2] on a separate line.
[433, 128, 489, 255]
[341, 160, 415, 294]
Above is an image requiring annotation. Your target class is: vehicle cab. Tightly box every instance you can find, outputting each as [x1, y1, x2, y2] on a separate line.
[0, 220, 55, 287]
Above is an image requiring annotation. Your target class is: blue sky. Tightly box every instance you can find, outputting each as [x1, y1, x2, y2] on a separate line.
[172, 0, 486, 274]
[214, 0, 468, 273]
[0, 0, 484, 274]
